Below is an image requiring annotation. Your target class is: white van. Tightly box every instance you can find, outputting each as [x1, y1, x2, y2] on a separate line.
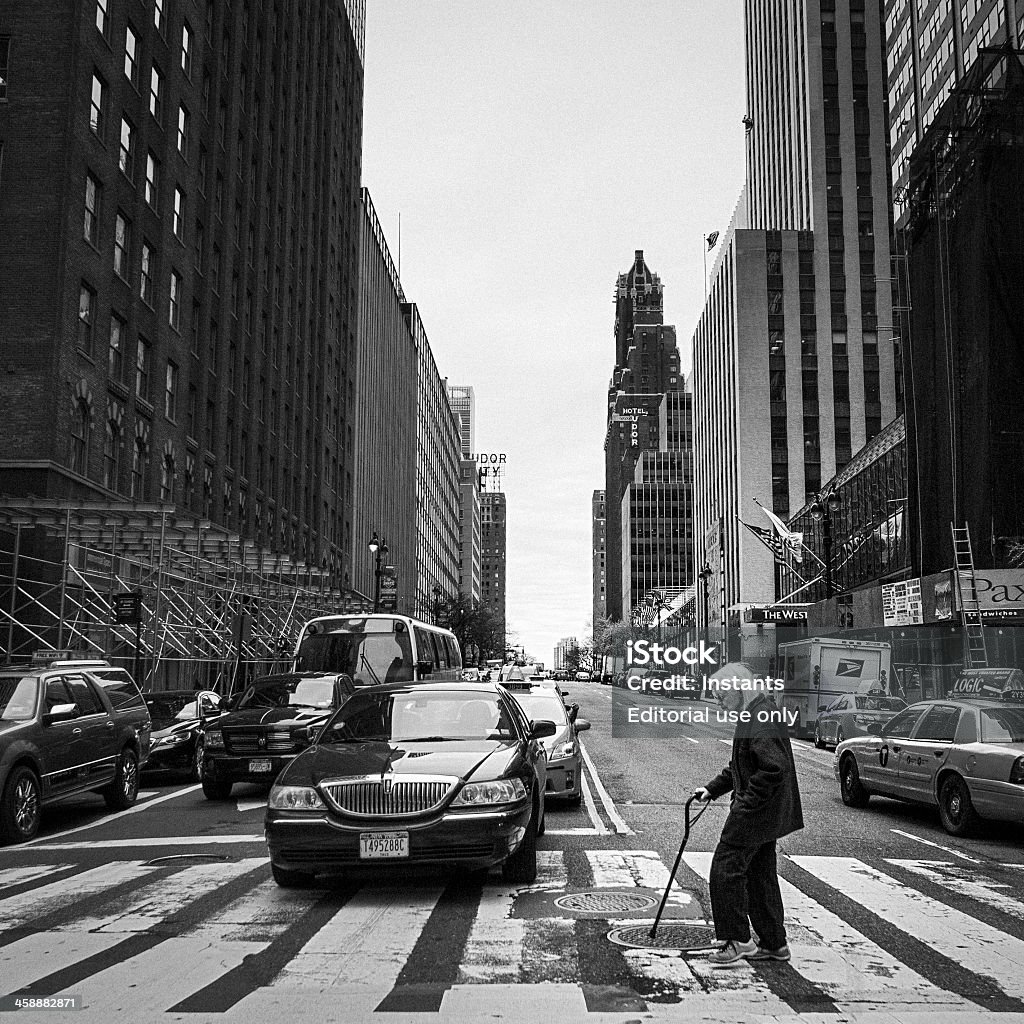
[293, 614, 463, 686]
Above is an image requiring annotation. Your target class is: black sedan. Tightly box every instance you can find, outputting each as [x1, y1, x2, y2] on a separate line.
[143, 689, 223, 781]
[264, 682, 554, 888]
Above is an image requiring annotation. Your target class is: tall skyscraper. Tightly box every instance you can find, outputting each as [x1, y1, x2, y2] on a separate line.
[480, 490, 506, 644]
[458, 459, 482, 604]
[887, 0, 1022, 203]
[446, 384, 475, 457]
[0, 0, 365, 584]
[592, 489, 607, 627]
[692, 0, 897, 625]
[603, 251, 684, 621]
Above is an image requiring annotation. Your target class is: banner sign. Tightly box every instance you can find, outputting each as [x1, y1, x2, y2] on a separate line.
[956, 570, 1024, 621]
[882, 579, 923, 626]
[950, 667, 1024, 700]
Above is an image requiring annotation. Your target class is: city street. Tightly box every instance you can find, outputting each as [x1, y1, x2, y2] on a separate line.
[2, 683, 1024, 1023]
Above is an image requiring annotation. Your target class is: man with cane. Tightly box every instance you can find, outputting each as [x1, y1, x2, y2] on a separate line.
[693, 663, 803, 966]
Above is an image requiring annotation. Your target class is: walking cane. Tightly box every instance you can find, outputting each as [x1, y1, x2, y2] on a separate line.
[649, 793, 712, 939]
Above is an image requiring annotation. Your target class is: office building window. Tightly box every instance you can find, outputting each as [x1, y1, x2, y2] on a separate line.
[113, 212, 130, 278]
[177, 105, 190, 157]
[168, 269, 182, 330]
[154, 0, 165, 34]
[140, 241, 155, 304]
[124, 25, 138, 86]
[145, 152, 159, 209]
[135, 336, 151, 401]
[173, 186, 185, 239]
[130, 435, 149, 499]
[108, 313, 125, 381]
[0, 36, 10, 101]
[103, 414, 121, 490]
[89, 72, 107, 136]
[84, 174, 101, 245]
[77, 284, 96, 355]
[118, 117, 135, 180]
[149, 65, 164, 123]
[70, 399, 91, 476]
[181, 22, 193, 78]
[160, 451, 175, 501]
[95, 0, 108, 38]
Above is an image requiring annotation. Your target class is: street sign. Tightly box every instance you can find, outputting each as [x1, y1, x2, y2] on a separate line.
[113, 592, 143, 625]
[379, 566, 398, 612]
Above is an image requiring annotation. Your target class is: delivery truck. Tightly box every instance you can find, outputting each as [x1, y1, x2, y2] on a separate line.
[777, 638, 893, 740]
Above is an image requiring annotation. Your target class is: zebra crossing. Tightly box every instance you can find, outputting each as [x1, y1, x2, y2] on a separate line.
[1, 848, 1024, 1022]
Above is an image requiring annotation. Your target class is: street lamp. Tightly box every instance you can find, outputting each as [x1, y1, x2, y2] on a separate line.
[697, 563, 713, 631]
[432, 585, 443, 625]
[809, 490, 841, 597]
[368, 532, 389, 612]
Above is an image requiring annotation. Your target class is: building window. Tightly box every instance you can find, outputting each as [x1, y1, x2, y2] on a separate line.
[145, 152, 159, 209]
[130, 436, 149, 499]
[190, 299, 200, 353]
[187, 383, 197, 436]
[103, 416, 121, 490]
[89, 72, 107, 137]
[181, 22, 193, 77]
[84, 174, 101, 246]
[136, 336, 151, 401]
[173, 186, 185, 239]
[113, 212, 130, 278]
[160, 451, 175, 500]
[177, 105, 190, 157]
[124, 25, 138, 86]
[0, 36, 10, 101]
[95, 0, 108, 37]
[168, 269, 182, 330]
[70, 399, 91, 476]
[194, 220, 204, 268]
[149, 64, 164, 123]
[140, 241, 154, 305]
[164, 362, 179, 421]
[108, 313, 125, 381]
[77, 283, 96, 355]
[154, 0, 165, 34]
[118, 117, 135, 180]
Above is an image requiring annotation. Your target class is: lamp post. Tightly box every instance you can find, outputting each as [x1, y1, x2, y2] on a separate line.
[368, 532, 388, 613]
[697, 563, 713, 694]
[809, 490, 841, 598]
[432, 585, 443, 625]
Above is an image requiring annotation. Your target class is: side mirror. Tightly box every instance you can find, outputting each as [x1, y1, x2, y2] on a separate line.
[295, 723, 320, 746]
[818, 704, 828, 712]
[866, 723, 882, 736]
[44, 703, 79, 725]
[575, 718, 592, 732]
[415, 660, 433, 678]
[530, 719, 557, 740]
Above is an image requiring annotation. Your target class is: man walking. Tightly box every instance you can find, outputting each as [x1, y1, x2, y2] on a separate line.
[694, 665, 803, 966]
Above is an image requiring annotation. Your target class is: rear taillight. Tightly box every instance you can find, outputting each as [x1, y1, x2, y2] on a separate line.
[1010, 756, 1024, 784]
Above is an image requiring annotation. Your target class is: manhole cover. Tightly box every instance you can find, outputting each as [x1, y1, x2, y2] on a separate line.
[607, 923, 718, 950]
[144, 854, 233, 865]
[554, 892, 658, 914]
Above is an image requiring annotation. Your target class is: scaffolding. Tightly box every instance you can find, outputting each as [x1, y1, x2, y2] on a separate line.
[0, 500, 371, 693]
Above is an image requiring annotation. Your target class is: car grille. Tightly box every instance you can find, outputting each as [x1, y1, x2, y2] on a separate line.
[320, 775, 458, 817]
[225, 730, 294, 755]
[279, 841, 496, 865]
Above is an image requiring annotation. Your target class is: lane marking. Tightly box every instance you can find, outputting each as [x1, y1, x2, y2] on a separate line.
[579, 741, 633, 836]
[0, 864, 71, 892]
[545, 828, 603, 836]
[27, 834, 265, 849]
[23, 784, 202, 846]
[685, 736, 700, 744]
[236, 799, 268, 812]
[579, 766, 610, 836]
[889, 859, 1024, 922]
[587, 850, 691, 905]
[890, 828, 982, 863]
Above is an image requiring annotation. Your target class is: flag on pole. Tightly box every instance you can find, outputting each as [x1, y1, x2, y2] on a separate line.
[706, 231, 720, 250]
[754, 498, 804, 564]
[739, 518, 786, 561]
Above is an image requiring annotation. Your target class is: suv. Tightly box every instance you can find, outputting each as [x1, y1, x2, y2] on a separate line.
[0, 663, 152, 843]
[201, 672, 353, 799]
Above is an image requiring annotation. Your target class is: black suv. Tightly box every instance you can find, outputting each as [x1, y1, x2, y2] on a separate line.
[201, 672, 353, 799]
[0, 663, 152, 843]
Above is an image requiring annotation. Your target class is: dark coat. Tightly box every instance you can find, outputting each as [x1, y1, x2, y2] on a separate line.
[704, 693, 804, 847]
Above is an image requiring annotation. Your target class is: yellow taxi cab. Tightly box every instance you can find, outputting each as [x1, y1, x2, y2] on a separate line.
[834, 668, 1024, 835]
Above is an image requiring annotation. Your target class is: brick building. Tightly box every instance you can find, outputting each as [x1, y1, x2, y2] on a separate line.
[0, 0, 365, 586]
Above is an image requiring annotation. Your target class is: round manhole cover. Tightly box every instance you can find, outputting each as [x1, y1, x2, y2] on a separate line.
[554, 891, 658, 914]
[144, 854, 233, 865]
[607, 923, 718, 950]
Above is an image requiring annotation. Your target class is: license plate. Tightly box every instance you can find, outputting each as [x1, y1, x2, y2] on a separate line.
[359, 831, 409, 859]
[248, 759, 273, 772]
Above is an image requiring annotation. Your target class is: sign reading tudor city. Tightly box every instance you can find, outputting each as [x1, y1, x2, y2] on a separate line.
[957, 570, 1024, 621]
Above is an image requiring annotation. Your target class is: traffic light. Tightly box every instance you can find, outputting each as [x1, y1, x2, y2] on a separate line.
[812, 665, 820, 689]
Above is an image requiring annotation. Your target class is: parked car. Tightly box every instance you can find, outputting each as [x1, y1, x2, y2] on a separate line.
[0, 664, 151, 843]
[264, 682, 553, 887]
[813, 689, 907, 749]
[201, 672, 354, 799]
[835, 694, 1024, 835]
[143, 689, 224, 780]
[502, 679, 590, 805]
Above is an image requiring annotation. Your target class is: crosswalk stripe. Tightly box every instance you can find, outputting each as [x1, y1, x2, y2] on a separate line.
[887, 859, 1024, 923]
[792, 856, 1024, 999]
[586, 851, 692, 906]
[0, 864, 70, 892]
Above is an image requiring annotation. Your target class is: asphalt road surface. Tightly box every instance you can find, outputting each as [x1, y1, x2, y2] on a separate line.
[2, 681, 1024, 1023]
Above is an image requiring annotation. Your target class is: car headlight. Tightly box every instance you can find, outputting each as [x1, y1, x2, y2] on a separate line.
[268, 785, 326, 810]
[549, 741, 576, 760]
[156, 732, 190, 747]
[451, 778, 527, 806]
[205, 730, 225, 749]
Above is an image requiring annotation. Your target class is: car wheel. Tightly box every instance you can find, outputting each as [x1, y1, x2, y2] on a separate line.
[271, 863, 315, 888]
[939, 774, 980, 837]
[502, 803, 538, 883]
[0, 765, 42, 844]
[103, 748, 140, 810]
[813, 725, 825, 749]
[202, 778, 233, 800]
[191, 738, 204, 782]
[839, 755, 870, 808]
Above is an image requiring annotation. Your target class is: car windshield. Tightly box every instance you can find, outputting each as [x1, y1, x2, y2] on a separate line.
[0, 677, 39, 721]
[320, 691, 516, 743]
[296, 631, 413, 686]
[855, 695, 907, 712]
[236, 678, 337, 710]
[145, 692, 198, 728]
[980, 707, 1024, 743]
[509, 692, 568, 725]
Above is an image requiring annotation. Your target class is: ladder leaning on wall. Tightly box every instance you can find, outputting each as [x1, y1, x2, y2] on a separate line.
[950, 523, 989, 669]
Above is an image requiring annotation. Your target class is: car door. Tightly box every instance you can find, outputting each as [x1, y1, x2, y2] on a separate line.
[897, 704, 961, 804]
[825, 696, 848, 743]
[38, 678, 83, 797]
[860, 704, 928, 793]
[61, 673, 117, 788]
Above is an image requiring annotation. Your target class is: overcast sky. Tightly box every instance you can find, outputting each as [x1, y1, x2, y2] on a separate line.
[361, 1, 747, 663]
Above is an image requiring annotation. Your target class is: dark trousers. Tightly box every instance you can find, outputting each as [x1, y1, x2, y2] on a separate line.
[709, 839, 786, 948]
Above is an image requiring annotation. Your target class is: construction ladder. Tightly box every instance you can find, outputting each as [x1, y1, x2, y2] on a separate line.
[951, 524, 989, 669]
